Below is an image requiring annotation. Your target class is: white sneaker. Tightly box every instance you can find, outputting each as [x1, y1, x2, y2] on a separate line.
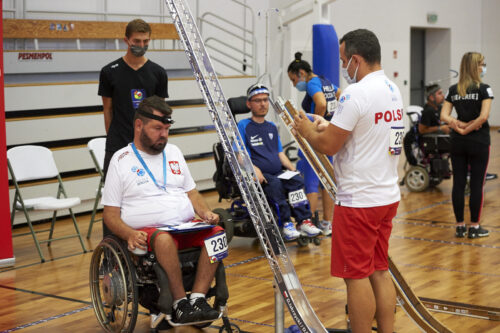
[299, 219, 321, 237]
[283, 222, 300, 241]
[319, 220, 332, 236]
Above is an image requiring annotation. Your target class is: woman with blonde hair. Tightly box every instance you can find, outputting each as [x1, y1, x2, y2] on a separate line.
[441, 52, 494, 238]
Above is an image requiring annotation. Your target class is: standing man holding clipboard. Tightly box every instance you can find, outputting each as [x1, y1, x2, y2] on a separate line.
[294, 29, 404, 333]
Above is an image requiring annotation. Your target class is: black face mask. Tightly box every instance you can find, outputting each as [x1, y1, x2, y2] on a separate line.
[130, 44, 148, 57]
[137, 109, 174, 124]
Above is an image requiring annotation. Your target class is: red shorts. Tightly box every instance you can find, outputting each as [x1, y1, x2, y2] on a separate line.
[331, 202, 399, 279]
[140, 224, 224, 252]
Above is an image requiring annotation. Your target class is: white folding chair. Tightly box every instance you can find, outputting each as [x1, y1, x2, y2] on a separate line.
[7, 145, 87, 262]
[86, 137, 106, 238]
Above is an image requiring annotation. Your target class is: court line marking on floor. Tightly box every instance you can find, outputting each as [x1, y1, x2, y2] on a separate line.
[0, 305, 93, 333]
[391, 234, 500, 249]
[394, 218, 500, 231]
[0, 250, 93, 273]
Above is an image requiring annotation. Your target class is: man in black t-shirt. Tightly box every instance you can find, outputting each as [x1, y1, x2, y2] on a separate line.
[98, 19, 168, 176]
[419, 84, 449, 135]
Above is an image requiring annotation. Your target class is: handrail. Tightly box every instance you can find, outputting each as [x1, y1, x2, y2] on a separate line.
[200, 12, 253, 35]
[199, 17, 252, 45]
[205, 37, 253, 59]
[198, 0, 257, 75]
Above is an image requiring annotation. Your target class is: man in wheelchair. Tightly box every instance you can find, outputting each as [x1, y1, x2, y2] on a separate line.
[403, 84, 452, 191]
[236, 83, 321, 240]
[419, 84, 450, 135]
[101, 96, 226, 324]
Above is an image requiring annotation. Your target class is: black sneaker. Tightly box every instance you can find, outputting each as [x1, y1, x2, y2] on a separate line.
[486, 173, 498, 181]
[468, 226, 489, 239]
[192, 297, 219, 321]
[174, 299, 199, 323]
[455, 225, 466, 238]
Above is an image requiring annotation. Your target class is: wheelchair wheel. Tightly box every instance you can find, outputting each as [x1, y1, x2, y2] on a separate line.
[89, 235, 139, 333]
[219, 322, 241, 333]
[213, 208, 234, 243]
[405, 166, 430, 192]
[297, 236, 310, 247]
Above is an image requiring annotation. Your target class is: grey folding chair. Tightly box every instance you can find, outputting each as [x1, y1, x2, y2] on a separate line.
[86, 137, 106, 238]
[7, 145, 87, 262]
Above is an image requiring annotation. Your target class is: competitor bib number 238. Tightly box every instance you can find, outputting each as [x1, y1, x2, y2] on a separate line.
[204, 232, 228, 263]
[389, 126, 404, 155]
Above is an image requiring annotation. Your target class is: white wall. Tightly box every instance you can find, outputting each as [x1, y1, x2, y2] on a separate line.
[481, 0, 500, 125]
[271, 0, 488, 119]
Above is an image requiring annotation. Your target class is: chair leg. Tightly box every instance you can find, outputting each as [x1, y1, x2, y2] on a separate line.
[22, 210, 46, 263]
[47, 210, 58, 247]
[69, 208, 88, 253]
[11, 199, 17, 227]
[87, 185, 102, 239]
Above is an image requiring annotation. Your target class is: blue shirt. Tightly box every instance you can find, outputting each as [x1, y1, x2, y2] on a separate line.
[301, 76, 338, 118]
[237, 118, 283, 175]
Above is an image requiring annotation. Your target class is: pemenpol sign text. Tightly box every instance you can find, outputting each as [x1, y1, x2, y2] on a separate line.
[18, 52, 53, 61]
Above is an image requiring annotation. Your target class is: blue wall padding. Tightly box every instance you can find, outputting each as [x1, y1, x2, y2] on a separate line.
[312, 24, 339, 87]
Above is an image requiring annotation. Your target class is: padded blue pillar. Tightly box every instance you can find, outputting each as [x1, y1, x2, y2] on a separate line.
[312, 24, 339, 87]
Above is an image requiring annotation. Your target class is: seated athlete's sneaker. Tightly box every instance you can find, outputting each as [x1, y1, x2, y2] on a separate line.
[283, 222, 300, 241]
[299, 219, 321, 237]
[455, 225, 466, 238]
[174, 299, 199, 323]
[191, 297, 219, 321]
[468, 226, 489, 239]
[486, 173, 497, 181]
[319, 220, 332, 236]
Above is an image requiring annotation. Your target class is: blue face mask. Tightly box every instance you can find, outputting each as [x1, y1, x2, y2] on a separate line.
[296, 79, 307, 92]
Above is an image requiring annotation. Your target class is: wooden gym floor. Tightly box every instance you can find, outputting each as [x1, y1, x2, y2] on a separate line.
[1, 130, 500, 332]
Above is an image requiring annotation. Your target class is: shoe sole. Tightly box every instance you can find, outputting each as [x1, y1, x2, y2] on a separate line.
[300, 231, 321, 237]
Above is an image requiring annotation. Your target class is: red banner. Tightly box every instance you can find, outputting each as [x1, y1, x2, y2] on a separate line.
[0, 8, 15, 266]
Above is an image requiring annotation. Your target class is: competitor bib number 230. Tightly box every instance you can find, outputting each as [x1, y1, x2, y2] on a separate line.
[288, 189, 308, 207]
[389, 126, 404, 155]
[204, 232, 228, 263]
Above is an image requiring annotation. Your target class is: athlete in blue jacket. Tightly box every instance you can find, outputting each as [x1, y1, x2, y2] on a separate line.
[237, 84, 321, 240]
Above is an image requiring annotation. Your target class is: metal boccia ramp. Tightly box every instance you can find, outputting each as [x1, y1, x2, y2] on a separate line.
[164, 0, 481, 332]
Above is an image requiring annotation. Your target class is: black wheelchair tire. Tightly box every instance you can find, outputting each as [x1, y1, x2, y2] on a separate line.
[213, 208, 234, 244]
[219, 323, 241, 333]
[405, 166, 430, 192]
[89, 235, 139, 333]
[297, 236, 310, 247]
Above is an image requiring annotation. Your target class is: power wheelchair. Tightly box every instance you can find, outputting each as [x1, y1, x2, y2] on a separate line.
[211, 96, 321, 247]
[403, 105, 451, 192]
[89, 233, 240, 333]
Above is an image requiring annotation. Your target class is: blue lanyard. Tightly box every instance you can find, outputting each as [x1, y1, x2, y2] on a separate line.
[130, 143, 167, 191]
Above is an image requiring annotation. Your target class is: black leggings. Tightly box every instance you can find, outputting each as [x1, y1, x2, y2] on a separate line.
[450, 141, 489, 223]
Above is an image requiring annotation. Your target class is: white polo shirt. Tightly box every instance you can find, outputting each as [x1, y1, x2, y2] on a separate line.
[102, 143, 196, 229]
[330, 70, 403, 207]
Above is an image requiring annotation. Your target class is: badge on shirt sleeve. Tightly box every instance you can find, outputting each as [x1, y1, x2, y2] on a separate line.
[204, 232, 228, 263]
[389, 126, 404, 155]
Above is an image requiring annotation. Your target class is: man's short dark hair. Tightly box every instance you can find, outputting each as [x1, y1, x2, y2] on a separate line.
[425, 84, 441, 100]
[125, 19, 152, 38]
[339, 29, 381, 65]
[134, 95, 172, 123]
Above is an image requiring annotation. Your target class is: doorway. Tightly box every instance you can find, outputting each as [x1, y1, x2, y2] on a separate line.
[410, 28, 451, 106]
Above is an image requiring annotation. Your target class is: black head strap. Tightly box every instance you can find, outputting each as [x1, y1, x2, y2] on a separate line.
[137, 109, 174, 124]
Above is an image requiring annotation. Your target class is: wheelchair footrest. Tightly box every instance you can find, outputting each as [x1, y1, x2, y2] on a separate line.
[164, 312, 224, 327]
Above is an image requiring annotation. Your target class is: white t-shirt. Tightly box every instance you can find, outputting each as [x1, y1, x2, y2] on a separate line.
[102, 143, 197, 229]
[330, 70, 403, 207]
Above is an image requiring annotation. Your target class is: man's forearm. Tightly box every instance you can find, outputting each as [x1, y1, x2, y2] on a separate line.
[103, 207, 135, 240]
